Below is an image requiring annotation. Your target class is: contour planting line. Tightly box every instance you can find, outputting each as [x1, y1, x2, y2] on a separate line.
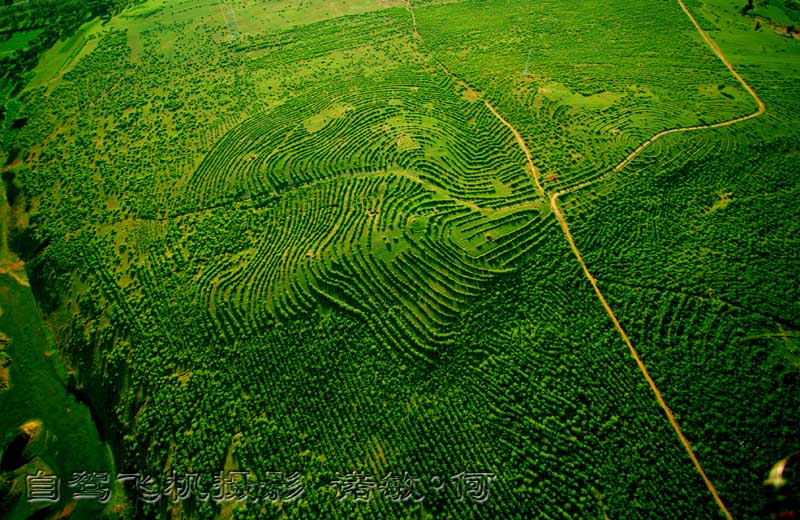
[556, 0, 765, 200]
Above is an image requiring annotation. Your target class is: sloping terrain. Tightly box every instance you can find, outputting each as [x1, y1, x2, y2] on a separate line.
[0, 0, 797, 518]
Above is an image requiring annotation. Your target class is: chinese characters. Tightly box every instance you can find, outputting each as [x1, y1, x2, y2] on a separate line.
[26, 469, 496, 505]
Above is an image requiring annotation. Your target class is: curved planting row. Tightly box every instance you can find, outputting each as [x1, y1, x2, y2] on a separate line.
[180, 69, 538, 212]
[412, 0, 761, 193]
[185, 193, 548, 360]
[168, 62, 558, 357]
[184, 161, 545, 358]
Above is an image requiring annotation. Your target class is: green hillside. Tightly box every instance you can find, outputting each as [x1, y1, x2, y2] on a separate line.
[0, 0, 798, 518]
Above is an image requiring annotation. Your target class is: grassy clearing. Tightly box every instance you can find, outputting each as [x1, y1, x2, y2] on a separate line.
[25, 17, 105, 91]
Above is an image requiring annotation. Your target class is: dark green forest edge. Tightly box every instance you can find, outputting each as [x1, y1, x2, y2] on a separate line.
[0, 0, 143, 100]
[741, 0, 800, 36]
[0, 0, 798, 518]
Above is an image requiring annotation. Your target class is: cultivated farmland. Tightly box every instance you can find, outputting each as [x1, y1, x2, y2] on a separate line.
[0, 0, 798, 518]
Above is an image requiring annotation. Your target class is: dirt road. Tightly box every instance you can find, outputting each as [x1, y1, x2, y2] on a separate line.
[405, 0, 760, 515]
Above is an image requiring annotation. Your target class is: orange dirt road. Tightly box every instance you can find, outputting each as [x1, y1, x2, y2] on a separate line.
[486, 1, 766, 518]
[417, 0, 759, 516]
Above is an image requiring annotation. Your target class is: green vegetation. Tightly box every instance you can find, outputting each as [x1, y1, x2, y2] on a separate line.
[0, 273, 113, 520]
[0, 0, 797, 518]
[741, 0, 800, 33]
[0, 29, 43, 58]
[0, 0, 143, 99]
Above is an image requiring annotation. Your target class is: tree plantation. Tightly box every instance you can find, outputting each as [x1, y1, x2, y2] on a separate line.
[0, 0, 798, 518]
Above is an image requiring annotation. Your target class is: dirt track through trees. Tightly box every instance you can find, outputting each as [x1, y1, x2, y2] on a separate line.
[543, 4, 763, 517]
[407, 0, 770, 517]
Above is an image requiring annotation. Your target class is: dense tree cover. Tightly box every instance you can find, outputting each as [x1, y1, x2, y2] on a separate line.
[1, 0, 798, 518]
[563, 123, 800, 517]
[559, 21, 800, 514]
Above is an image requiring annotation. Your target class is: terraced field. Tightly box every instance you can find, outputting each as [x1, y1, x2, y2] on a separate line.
[0, 0, 798, 518]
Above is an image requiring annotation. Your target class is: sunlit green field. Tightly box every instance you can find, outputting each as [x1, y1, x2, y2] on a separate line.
[0, 0, 798, 518]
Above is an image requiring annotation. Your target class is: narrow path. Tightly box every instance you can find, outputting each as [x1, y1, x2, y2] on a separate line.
[406, 0, 768, 517]
[547, 2, 765, 518]
[550, 194, 733, 519]
[558, 0, 766, 199]
[484, 101, 546, 199]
